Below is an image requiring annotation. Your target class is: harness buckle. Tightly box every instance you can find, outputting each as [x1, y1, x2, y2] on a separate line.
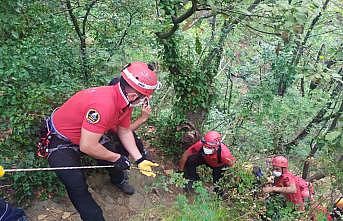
[36, 130, 51, 158]
[36, 117, 53, 158]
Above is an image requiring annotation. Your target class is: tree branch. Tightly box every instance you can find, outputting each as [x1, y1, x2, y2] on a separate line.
[292, 0, 331, 65]
[246, 24, 281, 36]
[315, 44, 325, 63]
[55, 2, 84, 15]
[219, 9, 279, 20]
[173, 0, 197, 24]
[107, 11, 134, 62]
[328, 99, 343, 131]
[210, 14, 216, 41]
[302, 0, 330, 46]
[156, 24, 180, 39]
[205, 0, 263, 66]
[284, 68, 342, 149]
[309, 29, 341, 38]
[156, 0, 197, 39]
[65, 0, 82, 41]
[82, 0, 97, 36]
[307, 172, 326, 182]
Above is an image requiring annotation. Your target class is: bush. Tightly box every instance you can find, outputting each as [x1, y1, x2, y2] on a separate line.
[165, 182, 229, 221]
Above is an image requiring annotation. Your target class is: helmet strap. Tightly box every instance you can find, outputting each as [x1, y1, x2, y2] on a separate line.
[128, 96, 142, 107]
[217, 144, 222, 164]
[121, 63, 131, 71]
[120, 78, 145, 108]
[201, 138, 206, 143]
[281, 168, 286, 174]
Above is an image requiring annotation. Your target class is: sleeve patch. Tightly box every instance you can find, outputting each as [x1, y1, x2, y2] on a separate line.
[86, 109, 100, 124]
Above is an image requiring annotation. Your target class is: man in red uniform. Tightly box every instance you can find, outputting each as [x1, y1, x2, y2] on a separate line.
[311, 197, 342, 221]
[262, 156, 304, 210]
[178, 131, 236, 194]
[100, 70, 153, 196]
[107, 68, 153, 162]
[40, 62, 160, 221]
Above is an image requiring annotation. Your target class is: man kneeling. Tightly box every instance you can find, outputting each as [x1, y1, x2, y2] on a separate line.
[178, 131, 235, 195]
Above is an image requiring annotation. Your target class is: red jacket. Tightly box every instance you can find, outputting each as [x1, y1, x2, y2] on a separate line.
[185, 140, 235, 168]
[53, 84, 132, 144]
[274, 171, 304, 207]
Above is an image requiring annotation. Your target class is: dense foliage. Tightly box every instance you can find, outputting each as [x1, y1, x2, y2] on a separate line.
[0, 0, 341, 219]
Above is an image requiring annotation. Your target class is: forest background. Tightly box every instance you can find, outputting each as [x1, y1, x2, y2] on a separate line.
[0, 0, 342, 220]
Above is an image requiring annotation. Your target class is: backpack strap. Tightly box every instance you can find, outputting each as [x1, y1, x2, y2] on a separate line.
[217, 144, 222, 164]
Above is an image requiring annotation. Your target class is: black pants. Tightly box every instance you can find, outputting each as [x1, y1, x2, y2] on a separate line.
[184, 153, 224, 184]
[106, 131, 147, 160]
[47, 133, 144, 221]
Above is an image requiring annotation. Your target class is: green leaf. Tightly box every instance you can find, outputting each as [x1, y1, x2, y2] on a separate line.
[11, 31, 19, 39]
[195, 35, 202, 55]
[325, 131, 341, 142]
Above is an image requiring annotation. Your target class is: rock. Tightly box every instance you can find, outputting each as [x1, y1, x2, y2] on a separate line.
[62, 212, 71, 219]
[128, 193, 146, 209]
[104, 195, 115, 204]
[164, 169, 173, 176]
[38, 214, 47, 220]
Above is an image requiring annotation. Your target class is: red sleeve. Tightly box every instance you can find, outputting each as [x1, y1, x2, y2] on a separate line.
[118, 108, 133, 129]
[185, 141, 203, 155]
[284, 174, 296, 187]
[221, 145, 236, 166]
[81, 104, 109, 134]
[279, 173, 295, 187]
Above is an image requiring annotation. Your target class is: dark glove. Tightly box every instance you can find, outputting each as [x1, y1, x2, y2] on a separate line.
[113, 155, 131, 170]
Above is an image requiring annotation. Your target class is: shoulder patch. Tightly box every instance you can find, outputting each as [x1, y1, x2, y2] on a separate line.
[86, 109, 100, 124]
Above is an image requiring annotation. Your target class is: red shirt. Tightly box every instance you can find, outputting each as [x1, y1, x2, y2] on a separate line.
[53, 84, 133, 144]
[185, 140, 236, 168]
[274, 171, 304, 207]
[311, 206, 333, 221]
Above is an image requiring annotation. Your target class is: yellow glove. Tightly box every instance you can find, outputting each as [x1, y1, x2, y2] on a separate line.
[243, 163, 253, 173]
[0, 166, 5, 177]
[137, 160, 159, 177]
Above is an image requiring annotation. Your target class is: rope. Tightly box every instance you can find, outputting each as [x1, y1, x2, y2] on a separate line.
[2, 165, 165, 175]
[4, 165, 118, 172]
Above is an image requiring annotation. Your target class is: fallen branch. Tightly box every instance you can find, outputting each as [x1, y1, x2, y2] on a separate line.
[307, 172, 326, 182]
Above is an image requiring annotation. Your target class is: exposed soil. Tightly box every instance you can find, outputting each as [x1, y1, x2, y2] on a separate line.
[25, 142, 181, 221]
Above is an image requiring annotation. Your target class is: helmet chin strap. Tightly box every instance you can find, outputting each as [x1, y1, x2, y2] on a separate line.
[128, 94, 146, 107]
[121, 84, 145, 108]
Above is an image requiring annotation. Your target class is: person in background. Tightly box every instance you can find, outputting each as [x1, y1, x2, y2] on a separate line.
[0, 198, 27, 221]
[178, 130, 236, 195]
[311, 197, 343, 221]
[262, 156, 304, 210]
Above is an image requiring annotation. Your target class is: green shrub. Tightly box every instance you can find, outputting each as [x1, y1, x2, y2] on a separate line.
[165, 182, 229, 221]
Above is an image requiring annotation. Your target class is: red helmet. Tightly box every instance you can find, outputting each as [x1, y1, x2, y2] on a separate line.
[121, 62, 160, 96]
[272, 156, 288, 168]
[202, 131, 222, 148]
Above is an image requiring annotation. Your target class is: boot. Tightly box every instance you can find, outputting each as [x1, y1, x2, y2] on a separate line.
[113, 179, 135, 195]
[214, 186, 225, 198]
[184, 180, 194, 193]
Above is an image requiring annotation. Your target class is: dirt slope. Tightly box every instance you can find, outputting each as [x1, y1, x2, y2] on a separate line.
[25, 147, 180, 221]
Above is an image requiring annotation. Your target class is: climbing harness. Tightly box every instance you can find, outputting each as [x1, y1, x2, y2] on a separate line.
[36, 113, 79, 159]
[36, 117, 52, 158]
